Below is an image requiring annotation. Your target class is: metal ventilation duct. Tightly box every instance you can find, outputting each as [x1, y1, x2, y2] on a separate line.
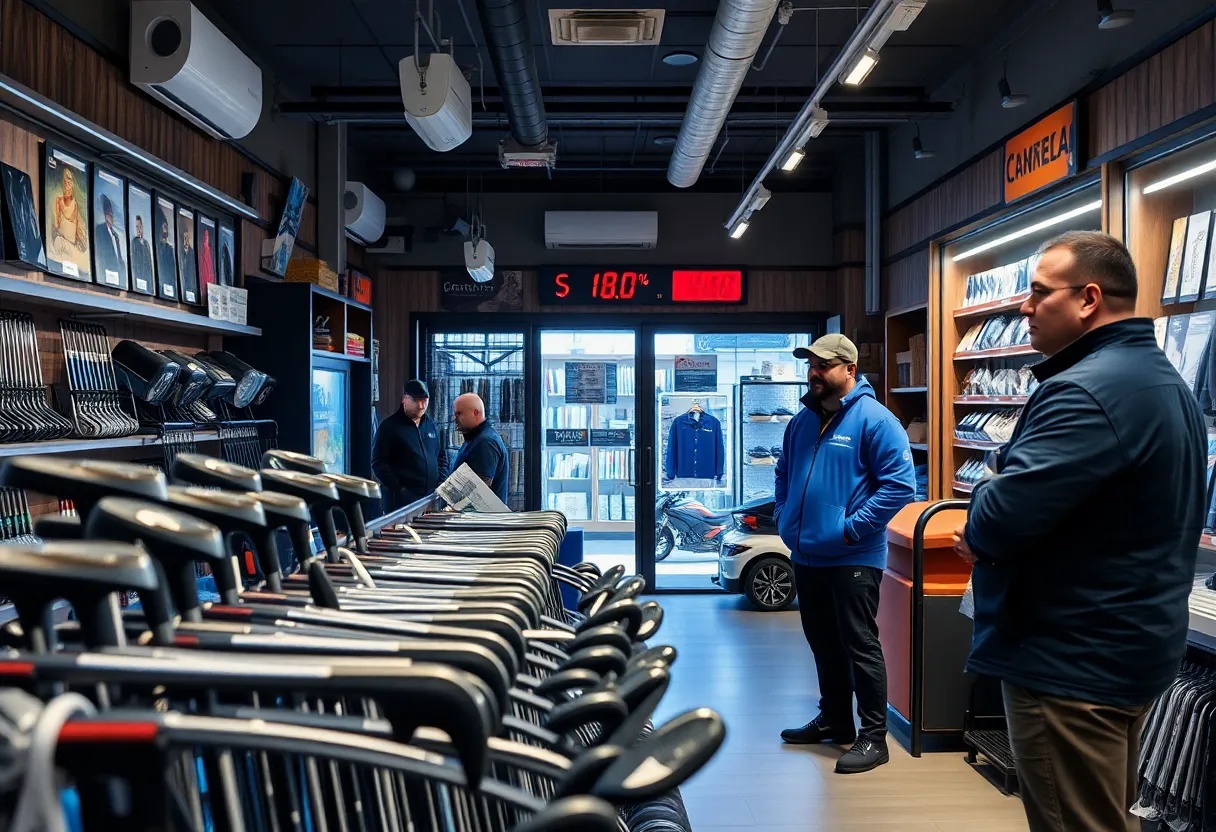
[666, 0, 781, 188]
[475, 0, 549, 147]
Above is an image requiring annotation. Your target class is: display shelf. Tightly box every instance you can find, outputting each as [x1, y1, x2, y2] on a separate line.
[954, 439, 1003, 451]
[891, 387, 928, 394]
[954, 396, 1029, 405]
[0, 430, 219, 458]
[953, 345, 1038, 361]
[887, 302, 929, 317]
[311, 283, 371, 313]
[313, 349, 371, 363]
[952, 480, 975, 494]
[953, 293, 1031, 321]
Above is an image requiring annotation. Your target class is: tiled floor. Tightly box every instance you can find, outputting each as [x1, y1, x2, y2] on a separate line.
[651, 593, 1029, 831]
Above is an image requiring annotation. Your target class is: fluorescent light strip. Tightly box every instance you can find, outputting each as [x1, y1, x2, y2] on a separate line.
[1142, 158, 1216, 195]
[952, 200, 1102, 262]
[843, 50, 878, 86]
[730, 220, 750, 239]
[782, 148, 805, 172]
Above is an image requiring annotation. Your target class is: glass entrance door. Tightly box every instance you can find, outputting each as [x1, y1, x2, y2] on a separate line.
[540, 329, 638, 576]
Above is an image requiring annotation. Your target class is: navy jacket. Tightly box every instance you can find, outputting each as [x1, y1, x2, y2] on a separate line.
[371, 409, 448, 512]
[774, 376, 915, 569]
[665, 411, 725, 480]
[453, 421, 511, 503]
[966, 318, 1207, 706]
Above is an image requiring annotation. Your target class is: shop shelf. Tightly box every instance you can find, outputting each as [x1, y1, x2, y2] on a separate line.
[312, 349, 371, 363]
[953, 345, 1038, 361]
[954, 395, 1029, 405]
[952, 480, 975, 494]
[0, 430, 219, 458]
[887, 301, 928, 318]
[954, 439, 1004, 451]
[890, 386, 929, 393]
[954, 293, 1031, 321]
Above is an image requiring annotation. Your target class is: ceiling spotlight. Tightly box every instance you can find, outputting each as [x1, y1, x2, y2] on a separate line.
[998, 76, 1028, 109]
[782, 147, 805, 172]
[843, 48, 879, 86]
[1097, 0, 1135, 29]
[662, 51, 698, 66]
[729, 218, 750, 239]
[653, 135, 677, 146]
[913, 129, 935, 160]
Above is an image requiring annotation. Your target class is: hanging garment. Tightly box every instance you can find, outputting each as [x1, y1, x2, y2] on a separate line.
[664, 411, 724, 480]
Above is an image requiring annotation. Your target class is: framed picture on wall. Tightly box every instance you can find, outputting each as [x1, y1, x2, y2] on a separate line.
[42, 143, 92, 282]
[1163, 216, 1188, 304]
[196, 213, 217, 302]
[91, 165, 129, 290]
[0, 163, 48, 271]
[125, 182, 156, 296]
[177, 205, 200, 305]
[217, 219, 236, 287]
[152, 192, 178, 300]
[1178, 210, 1211, 303]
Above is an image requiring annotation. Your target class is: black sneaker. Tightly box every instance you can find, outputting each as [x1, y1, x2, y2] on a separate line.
[834, 736, 889, 774]
[780, 715, 856, 745]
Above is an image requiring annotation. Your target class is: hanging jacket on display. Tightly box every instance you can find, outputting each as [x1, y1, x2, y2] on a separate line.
[665, 411, 725, 480]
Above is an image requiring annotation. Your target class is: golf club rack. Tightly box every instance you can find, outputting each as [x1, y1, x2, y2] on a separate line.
[0, 447, 722, 832]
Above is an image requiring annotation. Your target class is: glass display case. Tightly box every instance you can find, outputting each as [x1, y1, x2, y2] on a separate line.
[311, 363, 349, 474]
[738, 380, 807, 502]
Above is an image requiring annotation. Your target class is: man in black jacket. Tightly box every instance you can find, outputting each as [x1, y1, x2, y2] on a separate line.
[371, 379, 449, 513]
[955, 231, 1206, 832]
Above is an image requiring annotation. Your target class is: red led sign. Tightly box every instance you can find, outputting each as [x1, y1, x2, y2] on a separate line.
[540, 266, 747, 306]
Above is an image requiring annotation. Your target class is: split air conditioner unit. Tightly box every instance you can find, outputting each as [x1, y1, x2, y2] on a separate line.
[400, 53, 472, 152]
[344, 182, 386, 245]
[544, 211, 658, 250]
[130, 1, 262, 140]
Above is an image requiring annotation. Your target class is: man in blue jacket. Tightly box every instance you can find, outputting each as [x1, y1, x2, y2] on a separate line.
[775, 333, 916, 773]
[955, 231, 1205, 832]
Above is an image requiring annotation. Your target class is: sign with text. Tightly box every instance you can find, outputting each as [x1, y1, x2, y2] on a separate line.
[439, 269, 524, 312]
[1004, 101, 1078, 204]
[591, 428, 632, 447]
[564, 362, 618, 404]
[674, 355, 718, 392]
[546, 429, 590, 447]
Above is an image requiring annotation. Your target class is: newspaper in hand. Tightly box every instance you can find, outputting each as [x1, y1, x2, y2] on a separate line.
[959, 576, 976, 620]
[436, 463, 510, 513]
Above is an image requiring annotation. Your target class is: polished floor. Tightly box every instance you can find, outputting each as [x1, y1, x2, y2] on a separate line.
[651, 593, 1030, 831]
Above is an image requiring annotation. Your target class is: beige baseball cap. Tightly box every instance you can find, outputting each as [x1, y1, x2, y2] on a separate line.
[793, 333, 859, 364]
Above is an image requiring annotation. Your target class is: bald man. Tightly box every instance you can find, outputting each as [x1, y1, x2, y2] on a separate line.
[452, 392, 510, 503]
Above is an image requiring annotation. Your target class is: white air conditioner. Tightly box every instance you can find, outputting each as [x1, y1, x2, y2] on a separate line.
[400, 53, 472, 152]
[544, 211, 658, 250]
[130, 1, 262, 140]
[344, 182, 385, 245]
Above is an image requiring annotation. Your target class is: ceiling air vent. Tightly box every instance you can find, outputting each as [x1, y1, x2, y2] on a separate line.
[548, 9, 666, 46]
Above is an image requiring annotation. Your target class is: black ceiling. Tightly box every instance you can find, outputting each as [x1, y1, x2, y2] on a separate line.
[204, 0, 1027, 192]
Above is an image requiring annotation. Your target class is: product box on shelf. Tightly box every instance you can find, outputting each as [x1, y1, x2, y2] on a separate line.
[285, 258, 340, 293]
[896, 351, 913, 388]
[348, 268, 372, 305]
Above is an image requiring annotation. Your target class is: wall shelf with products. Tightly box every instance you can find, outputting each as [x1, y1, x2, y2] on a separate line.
[932, 177, 1103, 501]
[885, 303, 929, 501]
[736, 381, 804, 503]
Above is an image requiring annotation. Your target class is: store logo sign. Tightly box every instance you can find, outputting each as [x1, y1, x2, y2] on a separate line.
[1003, 101, 1078, 204]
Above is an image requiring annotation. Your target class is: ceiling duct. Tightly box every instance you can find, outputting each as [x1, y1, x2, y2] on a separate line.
[666, 0, 781, 188]
[475, 0, 548, 148]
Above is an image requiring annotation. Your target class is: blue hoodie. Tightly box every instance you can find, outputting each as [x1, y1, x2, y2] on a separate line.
[774, 376, 916, 569]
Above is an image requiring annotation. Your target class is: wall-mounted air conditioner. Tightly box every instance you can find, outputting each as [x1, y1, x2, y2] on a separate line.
[130, 1, 262, 140]
[544, 211, 658, 250]
[344, 182, 386, 245]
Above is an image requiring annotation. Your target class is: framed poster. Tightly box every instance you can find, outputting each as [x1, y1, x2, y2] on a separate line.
[217, 219, 236, 287]
[1178, 210, 1211, 303]
[196, 213, 217, 302]
[125, 182, 155, 295]
[1163, 216, 1187, 304]
[91, 166, 128, 290]
[42, 143, 92, 282]
[0, 163, 48, 271]
[153, 192, 178, 300]
[176, 205, 200, 305]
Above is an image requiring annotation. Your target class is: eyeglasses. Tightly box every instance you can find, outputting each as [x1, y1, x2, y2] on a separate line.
[1027, 284, 1087, 301]
[807, 359, 845, 374]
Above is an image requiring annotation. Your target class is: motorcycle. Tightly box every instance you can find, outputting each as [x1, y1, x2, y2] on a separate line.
[655, 491, 768, 561]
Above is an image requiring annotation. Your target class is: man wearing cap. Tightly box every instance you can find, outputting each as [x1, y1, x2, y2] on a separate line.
[775, 333, 916, 773]
[372, 379, 449, 513]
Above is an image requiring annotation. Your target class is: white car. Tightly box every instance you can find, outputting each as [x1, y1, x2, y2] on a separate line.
[713, 501, 796, 611]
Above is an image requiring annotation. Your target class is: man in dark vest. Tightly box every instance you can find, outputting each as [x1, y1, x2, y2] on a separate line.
[371, 379, 448, 513]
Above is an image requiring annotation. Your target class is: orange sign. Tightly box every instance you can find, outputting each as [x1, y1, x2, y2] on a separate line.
[1003, 101, 1078, 204]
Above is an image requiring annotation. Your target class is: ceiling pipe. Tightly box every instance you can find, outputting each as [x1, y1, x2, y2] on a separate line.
[666, 0, 783, 188]
[725, 0, 898, 230]
[474, 0, 548, 147]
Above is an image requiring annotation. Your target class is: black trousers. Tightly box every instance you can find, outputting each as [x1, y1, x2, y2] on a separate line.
[793, 563, 888, 740]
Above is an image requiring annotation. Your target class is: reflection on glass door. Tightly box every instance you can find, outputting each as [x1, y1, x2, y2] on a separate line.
[541, 329, 637, 577]
[652, 332, 811, 590]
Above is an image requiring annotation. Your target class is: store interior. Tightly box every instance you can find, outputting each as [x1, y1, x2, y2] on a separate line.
[1, 0, 1216, 829]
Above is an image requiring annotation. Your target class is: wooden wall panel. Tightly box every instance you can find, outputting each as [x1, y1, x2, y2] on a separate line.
[883, 150, 1004, 259]
[883, 253, 931, 312]
[1087, 19, 1216, 160]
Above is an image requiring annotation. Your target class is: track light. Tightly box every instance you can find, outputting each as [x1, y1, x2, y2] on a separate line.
[998, 76, 1028, 109]
[730, 219, 750, 239]
[1142, 157, 1216, 195]
[806, 107, 829, 139]
[913, 126, 934, 160]
[782, 147, 805, 172]
[952, 200, 1103, 262]
[843, 48, 879, 86]
[1097, 0, 1135, 29]
[749, 186, 771, 213]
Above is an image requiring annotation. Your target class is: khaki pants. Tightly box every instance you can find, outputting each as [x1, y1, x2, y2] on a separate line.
[1003, 682, 1149, 832]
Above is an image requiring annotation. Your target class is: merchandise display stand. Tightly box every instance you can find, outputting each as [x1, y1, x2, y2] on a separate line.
[736, 380, 805, 502]
[885, 303, 929, 498]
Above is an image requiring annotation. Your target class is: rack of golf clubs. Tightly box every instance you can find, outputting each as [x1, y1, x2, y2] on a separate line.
[0, 311, 75, 442]
[0, 447, 721, 832]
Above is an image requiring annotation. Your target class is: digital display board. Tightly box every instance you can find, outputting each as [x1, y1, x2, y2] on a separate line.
[539, 266, 746, 306]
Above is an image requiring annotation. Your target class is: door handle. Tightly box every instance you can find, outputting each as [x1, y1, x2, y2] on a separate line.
[644, 446, 653, 488]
